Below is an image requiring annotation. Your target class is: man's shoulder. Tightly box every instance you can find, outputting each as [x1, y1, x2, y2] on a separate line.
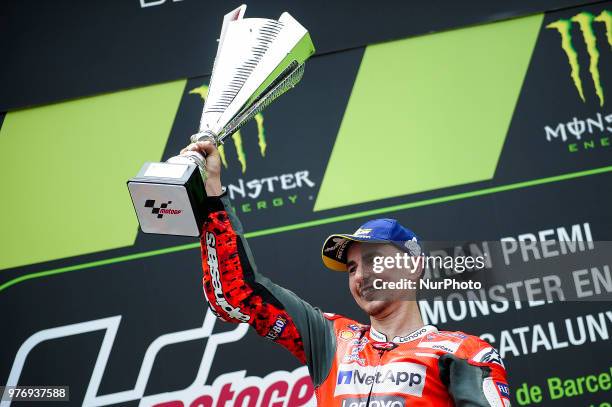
[321, 312, 353, 322]
[434, 329, 485, 345]
[429, 330, 503, 363]
[321, 312, 367, 330]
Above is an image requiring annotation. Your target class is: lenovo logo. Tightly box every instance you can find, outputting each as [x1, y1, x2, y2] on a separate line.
[342, 396, 405, 407]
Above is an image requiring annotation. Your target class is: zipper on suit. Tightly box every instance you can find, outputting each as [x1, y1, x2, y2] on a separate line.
[365, 348, 386, 407]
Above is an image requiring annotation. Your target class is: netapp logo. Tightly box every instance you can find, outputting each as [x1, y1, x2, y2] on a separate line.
[144, 200, 182, 218]
[334, 362, 426, 397]
[342, 395, 405, 407]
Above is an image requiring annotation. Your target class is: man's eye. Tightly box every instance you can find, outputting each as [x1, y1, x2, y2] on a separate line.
[348, 267, 356, 274]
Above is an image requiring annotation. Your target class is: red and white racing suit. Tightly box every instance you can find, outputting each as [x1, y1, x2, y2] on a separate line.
[200, 195, 511, 406]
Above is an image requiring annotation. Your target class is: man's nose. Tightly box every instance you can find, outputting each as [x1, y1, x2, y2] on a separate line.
[353, 266, 364, 283]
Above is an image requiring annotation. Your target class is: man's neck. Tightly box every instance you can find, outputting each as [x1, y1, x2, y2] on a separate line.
[369, 301, 425, 340]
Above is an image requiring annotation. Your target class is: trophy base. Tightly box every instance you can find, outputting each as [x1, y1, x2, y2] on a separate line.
[127, 161, 208, 237]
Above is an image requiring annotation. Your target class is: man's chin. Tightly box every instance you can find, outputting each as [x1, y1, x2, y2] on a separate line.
[359, 299, 393, 317]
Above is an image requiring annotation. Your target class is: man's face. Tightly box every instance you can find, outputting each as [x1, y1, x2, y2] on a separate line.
[346, 242, 420, 317]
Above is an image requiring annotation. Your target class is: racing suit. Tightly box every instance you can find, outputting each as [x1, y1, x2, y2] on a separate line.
[200, 194, 511, 406]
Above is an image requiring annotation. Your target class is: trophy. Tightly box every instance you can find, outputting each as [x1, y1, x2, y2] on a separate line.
[127, 4, 315, 237]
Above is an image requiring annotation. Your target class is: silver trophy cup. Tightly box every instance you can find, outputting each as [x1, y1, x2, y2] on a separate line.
[128, 4, 315, 236]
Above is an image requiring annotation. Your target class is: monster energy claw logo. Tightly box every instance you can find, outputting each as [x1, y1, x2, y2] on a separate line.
[189, 84, 267, 173]
[547, 10, 611, 106]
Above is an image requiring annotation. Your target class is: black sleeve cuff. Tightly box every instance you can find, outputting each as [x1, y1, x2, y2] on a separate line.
[206, 186, 228, 213]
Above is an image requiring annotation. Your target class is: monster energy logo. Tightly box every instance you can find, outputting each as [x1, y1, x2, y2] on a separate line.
[189, 84, 266, 173]
[547, 10, 611, 106]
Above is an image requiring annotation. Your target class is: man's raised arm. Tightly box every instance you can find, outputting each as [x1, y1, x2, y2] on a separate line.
[184, 141, 334, 387]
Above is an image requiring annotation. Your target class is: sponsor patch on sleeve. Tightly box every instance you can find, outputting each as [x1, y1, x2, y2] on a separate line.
[264, 315, 287, 341]
[472, 347, 505, 368]
[339, 330, 357, 341]
[483, 378, 511, 407]
[496, 381, 510, 399]
[416, 339, 460, 354]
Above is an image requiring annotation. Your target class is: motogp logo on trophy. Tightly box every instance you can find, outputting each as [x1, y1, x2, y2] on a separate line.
[144, 200, 182, 218]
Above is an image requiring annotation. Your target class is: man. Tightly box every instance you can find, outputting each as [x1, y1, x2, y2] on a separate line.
[182, 140, 511, 406]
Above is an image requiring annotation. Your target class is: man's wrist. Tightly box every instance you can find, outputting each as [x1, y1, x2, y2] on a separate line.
[205, 179, 223, 197]
[206, 186, 227, 213]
